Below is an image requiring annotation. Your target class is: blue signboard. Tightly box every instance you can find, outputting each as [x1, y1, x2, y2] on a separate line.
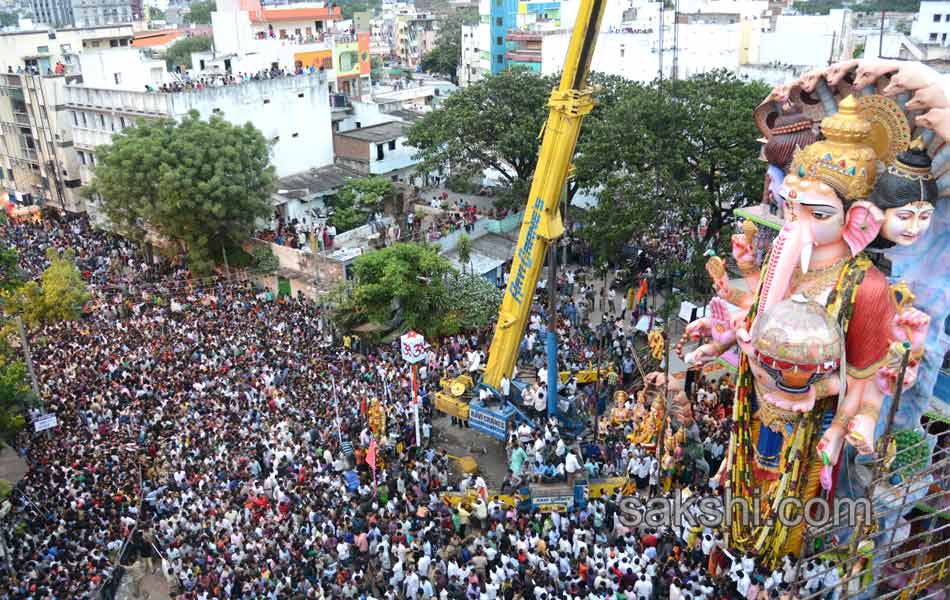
[468, 404, 512, 440]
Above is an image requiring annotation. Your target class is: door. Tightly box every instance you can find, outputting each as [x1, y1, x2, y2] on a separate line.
[277, 276, 292, 298]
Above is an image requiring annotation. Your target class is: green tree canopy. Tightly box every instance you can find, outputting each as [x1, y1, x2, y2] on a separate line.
[350, 243, 456, 337]
[3, 248, 90, 329]
[0, 11, 19, 27]
[164, 35, 213, 70]
[440, 272, 501, 334]
[87, 111, 275, 273]
[576, 70, 769, 273]
[328, 176, 396, 233]
[184, 0, 214, 24]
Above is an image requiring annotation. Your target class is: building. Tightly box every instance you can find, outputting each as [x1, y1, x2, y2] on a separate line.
[0, 25, 135, 212]
[911, 1, 950, 44]
[271, 163, 359, 229]
[459, 20, 488, 86]
[65, 62, 334, 220]
[29, 0, 73, 27]
[208, 0, 372, 98]
[758, 9, 855, 66]
[394, 11, 439, 68]
[71, 0, 133, 28]
[0, 23, 134, 72]
[333, 120, 422, 184]
[506, 29, 542, 72]
[0, 70, 84, 210]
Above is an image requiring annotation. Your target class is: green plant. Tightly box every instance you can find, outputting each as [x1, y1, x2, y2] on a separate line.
[891, 429, 929, 478]
[0, 478, 11, 498]
[251, 245, 279, 272]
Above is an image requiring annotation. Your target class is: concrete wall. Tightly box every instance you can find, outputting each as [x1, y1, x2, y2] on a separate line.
[250, 238, 347, 296]
[78, 48, 168, 91]
[370, 135, 417, 176]
[334, 132, 371, 161]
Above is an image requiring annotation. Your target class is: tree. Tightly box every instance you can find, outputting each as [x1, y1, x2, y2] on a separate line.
[350, 243, 456, 337]
[408, 69, 555, 205]
[164, 35, 213, 70]
[3, 249, 90, 329]
[0, 11, 18, 27]
[576, 70, 770, 269]
[456, 234, 473, 274]
[418, 8, 478, 84]
[408, 70, 635, 213]
[0, 358, 31, 442]
[440, 273, 502, 334]
[371, 56, 384, 82]
[148, 6, 166, 21]
[184, 0, 214, 24]
[87, 111, 275, 273]
[328, 177, 396, 233]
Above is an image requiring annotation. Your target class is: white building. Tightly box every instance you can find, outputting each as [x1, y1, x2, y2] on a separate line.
[65, 66, 334, 201]
[459, 21, 489, 86]
[911, 0, 950, 44]
[541, 24, 744, 82]
[333, 120, 422, 183]
[758, 9, 855, 67]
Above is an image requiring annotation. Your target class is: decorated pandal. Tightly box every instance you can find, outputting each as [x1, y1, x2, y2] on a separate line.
[673, 59, 950, 593]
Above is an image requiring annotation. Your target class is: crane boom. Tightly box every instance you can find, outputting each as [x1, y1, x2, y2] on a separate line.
[482, 0, 608, 389]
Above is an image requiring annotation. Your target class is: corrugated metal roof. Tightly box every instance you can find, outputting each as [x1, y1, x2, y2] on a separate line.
[249, 6, 342, 23]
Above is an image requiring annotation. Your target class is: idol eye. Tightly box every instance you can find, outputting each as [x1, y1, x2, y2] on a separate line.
[921, 213, 932, 221]
[897, 212, 912, 221]
[812, 212, 833, 221]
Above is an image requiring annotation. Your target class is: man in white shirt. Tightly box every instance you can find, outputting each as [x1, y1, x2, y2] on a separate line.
[565, 448, 581, 486]
[500, 375, 511, 403]
[633, 574, 652, 600]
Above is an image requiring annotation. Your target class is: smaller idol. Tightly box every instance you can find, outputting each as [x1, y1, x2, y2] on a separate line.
[867, 141, 940, 274]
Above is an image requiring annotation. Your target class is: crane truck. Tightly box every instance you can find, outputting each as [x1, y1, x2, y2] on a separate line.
[434, 0, 610, 442]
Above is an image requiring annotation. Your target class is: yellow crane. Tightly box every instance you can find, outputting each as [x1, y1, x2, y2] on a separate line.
[434, 0, 609, 440]
[482, 0, 608, 390]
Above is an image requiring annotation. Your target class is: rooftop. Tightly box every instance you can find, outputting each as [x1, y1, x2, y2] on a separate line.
[387, 109, 424, 123]
[335, 120, 410, 143]
[132, 28, 211, 48]
[276, 164, 360, 197]
[249, 6, 342, 23]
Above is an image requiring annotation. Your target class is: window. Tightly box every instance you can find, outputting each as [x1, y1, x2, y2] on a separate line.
[119, 116, 126, 128]
[496, 17, 503, 26]
[263, 98, 271, 104]
[620, 45, 625, 58]
[944, 33, 948, 42]
[946, 14, 950, 21]
[497, 54, 503, 64]
[934, 13, 941, 22]
[292, 132, 299, 138]
[388, 140, 396, 150]
[113, 72, 121, 85]
[98, 114, 105, 127]
[37, 45, 49, 53]
[78, 151, 86, 165]
[110, 39, 118, 47]
[80, 112, 87, 127]
[298, 92, 305, 98]
[377, 144, 385, 160]
[497, 36, 503, 45]
[72, 111, 78, 126]
[931, 32, 939, 41]
[496, 0, 502, 5]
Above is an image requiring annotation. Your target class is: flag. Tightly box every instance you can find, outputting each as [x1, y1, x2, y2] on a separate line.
[367, 439, 377, 473]
[635, 278, 648, 304]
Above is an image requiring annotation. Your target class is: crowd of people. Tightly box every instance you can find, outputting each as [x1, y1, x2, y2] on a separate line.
[0, 213, 847, 600]
[144, 65, 326, 94]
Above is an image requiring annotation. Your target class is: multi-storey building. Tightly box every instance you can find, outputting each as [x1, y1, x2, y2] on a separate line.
[394, 11, 438, 68]
[0, 25, 134, 211]
[29, 0, 73, 27]
[71, 0, 133, 27]
[207, 0, 372, 98]
[911, 0, 950, 44]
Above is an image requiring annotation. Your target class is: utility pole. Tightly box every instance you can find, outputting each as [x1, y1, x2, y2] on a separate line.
[16, 316, 40, 402]
[546, 233, 558, 419]
[222, 246, 231, 279]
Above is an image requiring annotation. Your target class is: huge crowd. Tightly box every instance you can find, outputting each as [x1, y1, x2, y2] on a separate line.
[0, 213, 845, 600]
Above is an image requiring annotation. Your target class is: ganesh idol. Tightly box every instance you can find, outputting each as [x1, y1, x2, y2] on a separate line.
[684, 96, 931, 562]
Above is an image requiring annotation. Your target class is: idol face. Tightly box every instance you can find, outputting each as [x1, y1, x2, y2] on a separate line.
[881, 201, 935, 246]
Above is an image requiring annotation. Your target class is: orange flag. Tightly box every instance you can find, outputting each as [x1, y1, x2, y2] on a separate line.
[635, 278, 648, 304]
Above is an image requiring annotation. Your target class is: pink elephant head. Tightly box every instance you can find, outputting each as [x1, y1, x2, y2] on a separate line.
[758, 177, 884, 315]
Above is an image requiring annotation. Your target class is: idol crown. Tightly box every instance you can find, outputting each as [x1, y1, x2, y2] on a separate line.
[790, 95, 879, 201]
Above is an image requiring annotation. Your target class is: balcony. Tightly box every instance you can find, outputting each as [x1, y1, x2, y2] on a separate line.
[506, 30, 544, 42]
[13, 112, 31, 126]
[21, 147, 38, 163]
[505, 50, 542, 63]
